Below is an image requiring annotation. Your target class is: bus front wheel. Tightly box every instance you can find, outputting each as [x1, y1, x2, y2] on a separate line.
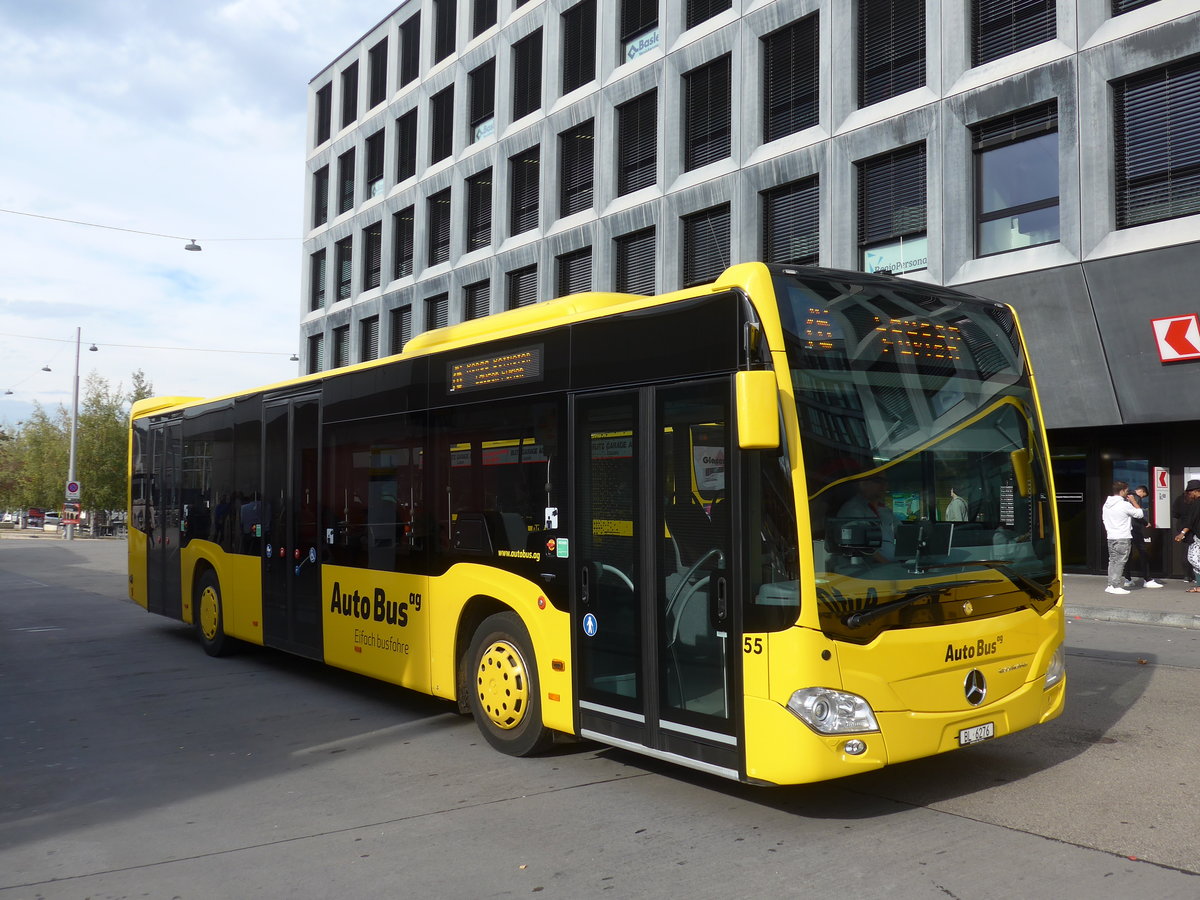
[195, 571, 234, 657]
[466, 612, 552, 756]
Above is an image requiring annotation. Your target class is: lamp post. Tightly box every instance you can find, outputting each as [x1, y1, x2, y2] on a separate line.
[64, 328, 97, 541]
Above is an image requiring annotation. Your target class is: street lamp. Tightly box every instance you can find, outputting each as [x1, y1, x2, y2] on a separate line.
[65, 328, 98, 541]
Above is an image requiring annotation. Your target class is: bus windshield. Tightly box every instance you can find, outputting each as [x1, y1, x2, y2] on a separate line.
[772, 270, 1058, 643]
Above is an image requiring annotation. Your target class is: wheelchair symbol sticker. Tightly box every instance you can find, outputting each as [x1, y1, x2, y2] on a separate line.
[582, 613, 598, 637]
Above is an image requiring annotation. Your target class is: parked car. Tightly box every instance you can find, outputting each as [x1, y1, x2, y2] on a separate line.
[1, 511, 14, 523]
[42, 512, 61, 533]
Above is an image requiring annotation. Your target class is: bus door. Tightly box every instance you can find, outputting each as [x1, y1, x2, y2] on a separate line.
[574, 380, 740, 777]
[146, 418, 182, 619]
[262, 394, 323, 659]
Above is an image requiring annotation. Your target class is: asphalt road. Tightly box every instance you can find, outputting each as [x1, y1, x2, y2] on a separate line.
[2, 540, 1198, 899]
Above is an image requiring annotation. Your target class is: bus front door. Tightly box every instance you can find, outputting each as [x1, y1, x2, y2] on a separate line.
[146, 418, 182, 620]
[574, 381, 740, 778]
[261, 394, 323, 659]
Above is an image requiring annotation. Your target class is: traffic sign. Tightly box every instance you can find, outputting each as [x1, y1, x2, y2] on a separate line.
[1152, 314, 1200, 362]
[65, 481, 81, 500]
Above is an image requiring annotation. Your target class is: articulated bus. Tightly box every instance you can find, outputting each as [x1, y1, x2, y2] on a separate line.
[128, 263, 1064, 785]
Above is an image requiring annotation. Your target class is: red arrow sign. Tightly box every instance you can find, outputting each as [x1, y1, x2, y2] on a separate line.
[1152, 315, 1200, 362]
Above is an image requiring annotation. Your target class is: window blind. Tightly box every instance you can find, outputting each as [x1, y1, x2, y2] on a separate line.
[858, 143, 927, 246]
[684, 55, 731, 170]
[427, 293, 449, 329]
[393, 206, 414, 279]
[687, 0, 731, 31]
[396, 109, 417, 181]
[973, 0, 1055, 68]
[430, 86, 455, 163]
[512, 29, 543, 120]
[428, 188, 452, 265]
[763, 14, 819, 143]
[615, 228, 655, 294]
[617, 91, 657, 194]
[557, 247, 592, 296]
[562, 0, 597, 94]
[762, 177, 820, 266]
[559, 120, 594, 217]
[360, 316, 380, 362]
[510, 146, 541, 235]
[507, 266, 538, 309]
[465, 280, 491, 319]
[390, 306, 412, 355]
[682, 204, 730, 287]
[466, 168, 492, 250]
[859, 0, 925, 108]
[399, 15, 420, 87]
[363, 222, 382, 290]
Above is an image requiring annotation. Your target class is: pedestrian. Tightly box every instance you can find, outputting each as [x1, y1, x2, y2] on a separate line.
[1172, 482, 1200, 584]
[944, 487, 968, 522]
[1102, 481, 1144, 595]
[1125, 485, 1162, 588]
[1172, 480, 1200, 593]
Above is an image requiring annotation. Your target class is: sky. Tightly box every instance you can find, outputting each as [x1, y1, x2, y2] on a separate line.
[0, 0, 396, 427]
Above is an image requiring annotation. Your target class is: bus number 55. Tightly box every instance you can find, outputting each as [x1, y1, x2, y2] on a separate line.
[743, 636, 763, 655]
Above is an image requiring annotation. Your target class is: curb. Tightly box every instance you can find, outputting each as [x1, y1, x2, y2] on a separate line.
[1065, 604, 1200, 630]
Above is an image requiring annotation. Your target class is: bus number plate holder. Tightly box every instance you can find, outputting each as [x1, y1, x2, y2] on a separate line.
[958, 722, 994, 746]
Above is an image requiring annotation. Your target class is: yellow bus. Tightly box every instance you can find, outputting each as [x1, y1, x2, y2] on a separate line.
[128, 263, 1064, 785]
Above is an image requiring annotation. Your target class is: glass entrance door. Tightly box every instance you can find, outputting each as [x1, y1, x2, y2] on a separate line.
[574, 381, 739, 775]
[261, 395, 323, 658]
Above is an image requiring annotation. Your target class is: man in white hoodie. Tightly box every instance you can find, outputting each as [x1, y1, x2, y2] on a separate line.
[1103, 481, 1144, 595]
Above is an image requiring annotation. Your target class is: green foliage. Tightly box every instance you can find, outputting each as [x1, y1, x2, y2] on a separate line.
[0, 371, 153, 516]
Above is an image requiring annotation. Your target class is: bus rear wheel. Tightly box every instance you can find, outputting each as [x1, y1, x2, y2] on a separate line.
[195, 571, 234, 657]
[466, 612, 552, 756]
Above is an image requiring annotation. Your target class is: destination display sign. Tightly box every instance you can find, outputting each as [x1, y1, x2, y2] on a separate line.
[448, 344, 544, 393]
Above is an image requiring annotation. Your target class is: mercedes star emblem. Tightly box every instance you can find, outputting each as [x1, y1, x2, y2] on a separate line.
[964, 669, 987, 706]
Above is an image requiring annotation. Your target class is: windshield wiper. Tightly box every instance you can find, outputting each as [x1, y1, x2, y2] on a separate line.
[845, 579, 994, 629]
[916, 560, 1052, 602]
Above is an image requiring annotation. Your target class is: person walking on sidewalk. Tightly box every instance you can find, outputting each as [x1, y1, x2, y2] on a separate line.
[1173, 482, 1200, 584]
[1172, 480, 1200, 592]
[1126, 485, 1163, 588]
[1103, 481, 1144, 595]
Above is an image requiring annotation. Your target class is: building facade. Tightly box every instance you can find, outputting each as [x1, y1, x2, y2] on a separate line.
[302, 0, 1200, 575]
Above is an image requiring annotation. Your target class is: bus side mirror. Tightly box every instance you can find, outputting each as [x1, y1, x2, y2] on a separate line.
[735, 370, 780, 450]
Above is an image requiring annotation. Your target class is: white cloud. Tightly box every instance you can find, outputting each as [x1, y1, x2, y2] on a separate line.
[0, 1, 392, 425]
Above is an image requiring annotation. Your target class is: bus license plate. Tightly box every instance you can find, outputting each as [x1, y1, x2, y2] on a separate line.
[958, 722, 995, 746]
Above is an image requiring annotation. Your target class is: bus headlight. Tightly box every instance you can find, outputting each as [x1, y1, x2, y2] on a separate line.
[1044, 644, 1065, 690]
[787, 687, 879, 735]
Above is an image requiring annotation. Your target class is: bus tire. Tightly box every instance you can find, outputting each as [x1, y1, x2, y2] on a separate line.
[466, 612, 552, 757]
[195, 571, 234, 658]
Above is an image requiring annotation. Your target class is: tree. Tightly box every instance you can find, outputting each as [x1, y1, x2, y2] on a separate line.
[76, 373, 132, 514]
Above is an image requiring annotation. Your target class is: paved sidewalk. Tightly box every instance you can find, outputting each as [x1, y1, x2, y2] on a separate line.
[1065, 572, 1200, 630]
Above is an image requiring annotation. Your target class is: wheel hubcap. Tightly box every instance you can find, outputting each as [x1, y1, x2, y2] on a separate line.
[476, 639, 528, 730]
[199, 586, 219, 641]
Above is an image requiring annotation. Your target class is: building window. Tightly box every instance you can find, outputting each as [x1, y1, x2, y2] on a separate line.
[390, 306, 412, 354]
[557, 247, 591, 296]
[972, 0, 1055, 67]
[396, 108, 418, 182]
[617, 90, 657, 195]
[615, 227, 655, 294]
[620, 0, 658, 64]
[365, 129, 385, 199]
[465, 279, 491, 319]
[687, 0, 731, 31]
[859, 0, 925, 108]
[682, 204, 730, 287]
[1113, 0, 1160, 13]
[341, 62, 359, 128]
[507, 265, 538, 309]
[973, 102, 1058, 256]
[308, 333, 325, 374]
[360, 315, 380, 362]
[469, 59, 496, 143]
[473, 0, 497, 36]
[858, 143, 927, 275]
[399, 14, 421, 87]
[1114, 57, 1200, 229]
[309, 249, 327, 311]
[466, 168, 492, 250]
[762, 177, 819, 266]
[512, 29, 543, 120]
[335, 236, 354, 300]
[559, 120, 594, 218]
[312, 165, 329, 228]
[562, 0, 597, 95]
[337, 148, 355, 214]
[363, 221, 382, 290]
[427, 293, 450, 329]
[430, 85, 455, 163]
[393, 206, 415, 279]
[333, 325, 350, 368]
[510, 145, 540, 235]
[684, 55, 731, 171]
[428, 188, 452, 266]
[433, 0, 457, 64]
[368, 38, 388, 108]
[315, 83, 332, 146]
[763, 14, 819, 143]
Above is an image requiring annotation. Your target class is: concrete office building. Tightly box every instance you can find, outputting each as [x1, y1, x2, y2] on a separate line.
[301, 0, 1200, 574]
